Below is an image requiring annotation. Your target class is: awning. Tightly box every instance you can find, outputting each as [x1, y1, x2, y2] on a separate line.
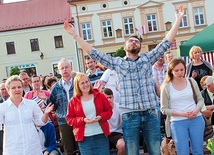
[180, 23, 214, 56]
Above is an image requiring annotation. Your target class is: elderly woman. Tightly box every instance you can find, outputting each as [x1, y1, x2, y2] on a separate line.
[0, 75, 54, 155]
[185, 46, 212, 91]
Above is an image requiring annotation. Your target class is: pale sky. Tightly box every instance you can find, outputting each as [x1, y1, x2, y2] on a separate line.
[3, 0, 26, 3]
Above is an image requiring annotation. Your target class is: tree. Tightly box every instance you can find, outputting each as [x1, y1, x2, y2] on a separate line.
[113, 47, 126, 58]
[9, 67, 20, 76]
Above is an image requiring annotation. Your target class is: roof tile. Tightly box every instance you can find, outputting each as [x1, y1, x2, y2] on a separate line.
[0, 0, 71, 32]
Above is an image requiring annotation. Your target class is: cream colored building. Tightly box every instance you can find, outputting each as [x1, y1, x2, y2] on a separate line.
[0, 26, 79, 79]
[0, 0, 80, 80]
[67, 0, 214, 70]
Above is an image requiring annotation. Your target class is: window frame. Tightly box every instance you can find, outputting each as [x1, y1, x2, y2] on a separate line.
[81, 23, 93, 41]
[102, 20, 113, 38]
[6, 41, 16, 55]
[146, 14, 158, 32]
[30, 38, 40, 52]
[54, 36, 64, 49]
[123, 17, 134, 35]
[194, 7, 205, 26]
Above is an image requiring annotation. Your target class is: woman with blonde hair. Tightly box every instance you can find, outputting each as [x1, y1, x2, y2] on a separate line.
[161, 58, 205, 155]
[66, 73, 112, 155]
[185, 46, 212, 90]
[0, 75, 54, 155]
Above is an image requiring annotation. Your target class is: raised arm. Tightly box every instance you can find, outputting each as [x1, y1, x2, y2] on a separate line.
[64, 21, 92, 55]
[165, 6, 184, 43]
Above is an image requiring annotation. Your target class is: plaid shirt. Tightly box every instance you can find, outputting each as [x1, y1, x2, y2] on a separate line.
[90, 39, 170, 110]
[152, 63, 168, 86]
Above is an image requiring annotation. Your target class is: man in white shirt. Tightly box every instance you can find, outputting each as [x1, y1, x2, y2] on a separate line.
[103, 88, 125, 155]
[100, 69, 120, 103]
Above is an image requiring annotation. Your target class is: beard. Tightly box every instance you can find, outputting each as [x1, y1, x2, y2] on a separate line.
[128, 48, 140, 54]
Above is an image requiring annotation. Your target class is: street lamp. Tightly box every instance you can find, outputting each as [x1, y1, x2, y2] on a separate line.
[40, 52, 44, 60]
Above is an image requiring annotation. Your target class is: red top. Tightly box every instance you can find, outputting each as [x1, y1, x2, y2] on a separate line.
[66, 89, 112, 141]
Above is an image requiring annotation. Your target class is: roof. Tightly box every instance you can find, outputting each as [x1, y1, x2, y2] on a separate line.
[180, 23, 214, 56]
[0, 0, 71, 32]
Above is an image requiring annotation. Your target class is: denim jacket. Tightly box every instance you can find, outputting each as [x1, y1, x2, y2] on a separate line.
[50, 78, 74, 125]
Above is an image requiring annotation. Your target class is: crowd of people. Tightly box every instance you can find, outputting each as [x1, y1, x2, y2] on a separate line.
[0, 5, 214, 155]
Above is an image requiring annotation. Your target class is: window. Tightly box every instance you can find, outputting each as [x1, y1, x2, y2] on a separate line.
[54, 36, 64, 48]
[52, 63, 61, 78]
[102, 3, 107, 9]
[102, 20, 113, 38]
[194, 7, 205, 25]
[124, 17, 134, 35]
[180, 10, 188, 28]
[81, 6, 86, 12]
[30, 38, 40, 51]
[123, 0, 129, 6]
[81, 23, 92, 40]
[147, 14, 157, 32]
[6, 42, 16, 55]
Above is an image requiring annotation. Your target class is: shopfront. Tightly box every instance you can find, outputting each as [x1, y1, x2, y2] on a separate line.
[7, 63, 37, 77]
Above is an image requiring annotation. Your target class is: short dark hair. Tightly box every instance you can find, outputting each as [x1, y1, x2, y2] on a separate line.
[47, 77, 58, 87]
[85, 55, 92, 60]
[102, 88, 113, 95]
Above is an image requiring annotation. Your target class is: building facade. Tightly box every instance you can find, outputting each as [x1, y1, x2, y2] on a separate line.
[67, 0, 214, 69]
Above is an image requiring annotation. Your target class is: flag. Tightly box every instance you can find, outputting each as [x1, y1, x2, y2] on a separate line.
[135, 25, 146, 39]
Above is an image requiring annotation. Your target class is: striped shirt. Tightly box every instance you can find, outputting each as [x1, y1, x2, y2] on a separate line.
[87, 69, 104, 86]
[90, 39, 170, 111]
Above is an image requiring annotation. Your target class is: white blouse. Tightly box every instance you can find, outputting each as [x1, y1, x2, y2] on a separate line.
[0, 98, 46, 155]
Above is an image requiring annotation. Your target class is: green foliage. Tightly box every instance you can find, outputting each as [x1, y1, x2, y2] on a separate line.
[9, 67, 20, 76]
[113, 47, 126, 58]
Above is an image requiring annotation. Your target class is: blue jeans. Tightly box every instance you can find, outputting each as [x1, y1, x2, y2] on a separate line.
[122, 110, 161, 155]
[170, 116, 205, 155]
[78, 133, 110, 155]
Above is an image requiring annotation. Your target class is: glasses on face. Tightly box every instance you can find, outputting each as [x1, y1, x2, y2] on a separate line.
[59, 66, 70, 71]
[127, 39, 140, 44]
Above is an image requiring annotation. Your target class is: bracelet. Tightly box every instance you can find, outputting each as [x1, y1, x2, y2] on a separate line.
[74, 35, 78, 39]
